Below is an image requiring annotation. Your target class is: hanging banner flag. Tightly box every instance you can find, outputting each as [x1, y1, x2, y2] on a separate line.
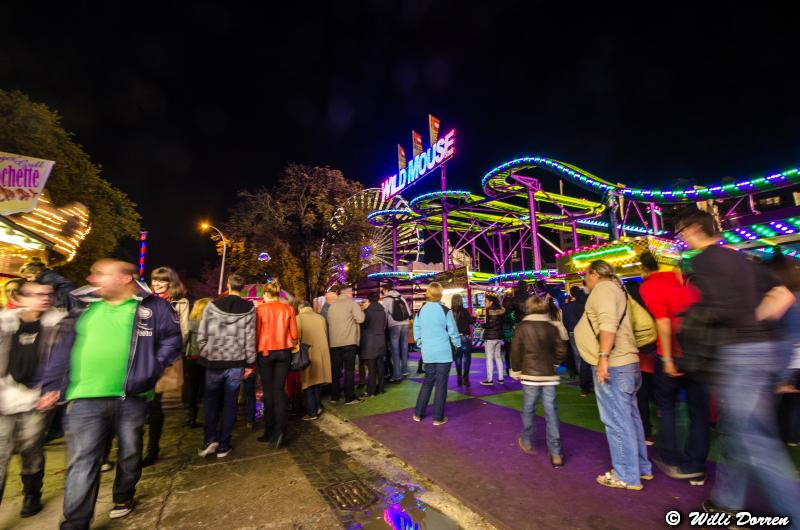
[428, 114, 441, 145]
[397, 145, 407, 173]
[412, 131, 424, 158]
[381, 129, 456, 201]
[0, 152, 55, 215]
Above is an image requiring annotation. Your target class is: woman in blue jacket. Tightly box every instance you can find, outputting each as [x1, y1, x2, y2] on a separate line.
[413, 282, 460, 426]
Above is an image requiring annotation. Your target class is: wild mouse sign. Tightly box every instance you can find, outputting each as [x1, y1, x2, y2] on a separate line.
[380, 115, 455, 200]
[0, 151, 55, 215]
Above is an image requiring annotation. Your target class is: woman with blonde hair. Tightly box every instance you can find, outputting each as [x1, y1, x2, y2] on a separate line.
[256, 280, 298, 449]
[412, 283, 460, 426]
[144, 266, 190, 467]
[575, 260, 652, 489]
[184, 297, 212, 428]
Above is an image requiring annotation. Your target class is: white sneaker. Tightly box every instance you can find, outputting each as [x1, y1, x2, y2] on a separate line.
[216, 447, 232, 458]
[198, 442, 219, 457]
[109, 500, 135, 519]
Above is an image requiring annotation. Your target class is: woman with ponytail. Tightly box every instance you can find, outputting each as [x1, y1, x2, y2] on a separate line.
[574, 260, 652, 490]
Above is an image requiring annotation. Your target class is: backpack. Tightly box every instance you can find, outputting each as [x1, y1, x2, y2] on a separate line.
[587, 287, 657, 349]
[627, 295, 657, 349]
[390, 295, 410, 322]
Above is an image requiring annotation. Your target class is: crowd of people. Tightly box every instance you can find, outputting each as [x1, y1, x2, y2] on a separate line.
[0, 207, 799, 528]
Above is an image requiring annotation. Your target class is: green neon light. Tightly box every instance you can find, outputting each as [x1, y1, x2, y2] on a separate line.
[571, 245, 634, 262]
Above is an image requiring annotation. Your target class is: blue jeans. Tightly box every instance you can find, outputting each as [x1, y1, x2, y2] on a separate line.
[592, 363, 652, 485]
[204, 367, 244, 451]
[415, 362, 451, 421]
[654, 357, 710, 473]
[389, 325, 410, 379]
[453, 334, 472, 378]
[711, 341, 800, 522]
[61, 397, 148, 530]
[521, 385, 562, 456]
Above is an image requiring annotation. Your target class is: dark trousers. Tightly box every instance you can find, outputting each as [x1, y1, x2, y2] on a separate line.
[414, 362, 451, 421]
[182, 357, 205, 423]
[654, 357, 711, 473]
[503, 340, 511, 376]
[570, 333, 594, 393]
[779, 393, 800, 444]
[330, 345, 357, 402]
[365, 358, 385, 395]
[257, 350, 291, 439]
[243, 375, 256, 424]
[304, 385, 322, 416]
[358, 358, 367, 386]
[453, 334, 472, 378]
[61, 397, 148, 530]
[146, 393, 164, 457]
[637, 371, 655, 438]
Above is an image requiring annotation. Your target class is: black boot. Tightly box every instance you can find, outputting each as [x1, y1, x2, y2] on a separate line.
[20, 470, 43, 517]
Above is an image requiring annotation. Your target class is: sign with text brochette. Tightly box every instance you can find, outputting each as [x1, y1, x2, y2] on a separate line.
[0, 151, 55, 215]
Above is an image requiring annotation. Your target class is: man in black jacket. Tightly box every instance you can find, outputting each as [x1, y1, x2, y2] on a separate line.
[676, 209, 799, 520]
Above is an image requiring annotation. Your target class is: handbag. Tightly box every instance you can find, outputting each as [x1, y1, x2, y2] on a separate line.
[290, 343, 311, 372]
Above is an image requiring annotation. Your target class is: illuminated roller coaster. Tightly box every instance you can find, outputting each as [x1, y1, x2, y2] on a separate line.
[366, 155, 800, 288]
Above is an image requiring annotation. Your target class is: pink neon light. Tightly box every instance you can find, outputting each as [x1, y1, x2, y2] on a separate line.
[381, 128, 456, 200]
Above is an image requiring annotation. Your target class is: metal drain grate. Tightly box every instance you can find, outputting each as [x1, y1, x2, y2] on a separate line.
[322, 479, 378, 511]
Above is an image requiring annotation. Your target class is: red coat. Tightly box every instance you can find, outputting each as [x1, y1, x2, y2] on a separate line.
[256, 300, 298, 354]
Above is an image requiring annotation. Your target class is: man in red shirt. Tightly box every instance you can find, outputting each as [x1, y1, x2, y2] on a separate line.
[639, 251, 709, 485]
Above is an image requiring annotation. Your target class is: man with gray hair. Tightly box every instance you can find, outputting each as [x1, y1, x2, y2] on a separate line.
[326, 285, 365, 405]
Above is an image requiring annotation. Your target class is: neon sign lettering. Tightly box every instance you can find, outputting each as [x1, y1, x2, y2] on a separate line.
[381, 129, 455, 200]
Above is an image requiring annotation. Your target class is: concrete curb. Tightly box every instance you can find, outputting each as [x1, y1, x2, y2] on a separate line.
[316, 410, 498, 530]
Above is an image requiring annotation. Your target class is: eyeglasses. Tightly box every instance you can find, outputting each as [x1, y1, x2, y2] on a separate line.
[18, 291, 55, 299]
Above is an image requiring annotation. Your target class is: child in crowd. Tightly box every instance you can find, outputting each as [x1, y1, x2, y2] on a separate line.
[510, 295, 568, 467]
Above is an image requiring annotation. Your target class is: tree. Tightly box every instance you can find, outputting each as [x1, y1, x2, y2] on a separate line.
[224, 164, 370, 299]
[0, 90, 140, 282]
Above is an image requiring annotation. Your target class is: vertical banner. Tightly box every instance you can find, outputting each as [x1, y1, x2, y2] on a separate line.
[412, 131, 424, 158]
[428, 114, 441, 146]
[0, 152, 55, 215]
[397, 144, 407, 173]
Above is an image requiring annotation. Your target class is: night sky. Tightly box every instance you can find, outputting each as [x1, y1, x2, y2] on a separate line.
[3, 3, 799, 278]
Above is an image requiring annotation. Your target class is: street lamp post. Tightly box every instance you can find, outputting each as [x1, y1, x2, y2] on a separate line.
[201, 223, 227, 294]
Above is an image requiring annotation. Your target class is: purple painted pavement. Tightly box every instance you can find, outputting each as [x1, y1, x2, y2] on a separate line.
[408, 355, 525, 396]
[409, 373, 524, 397]
[353, 398, 713, 530]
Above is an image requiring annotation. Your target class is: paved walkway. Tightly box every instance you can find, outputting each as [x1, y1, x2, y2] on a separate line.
[328, 350, 800, 530]
[0, 399, 341, 530]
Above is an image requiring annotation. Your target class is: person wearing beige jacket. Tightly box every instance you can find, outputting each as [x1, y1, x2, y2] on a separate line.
[325, 287, 365, 404]
[297, 302, 332, 420]
[574, 259, 651, 491]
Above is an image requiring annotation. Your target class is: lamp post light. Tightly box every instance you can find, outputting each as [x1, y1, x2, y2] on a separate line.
[201, 222, 227, 294]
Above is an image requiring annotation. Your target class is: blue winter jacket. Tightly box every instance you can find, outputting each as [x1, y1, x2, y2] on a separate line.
[40, 283, 183, 399]
[413, 302, 460, 363]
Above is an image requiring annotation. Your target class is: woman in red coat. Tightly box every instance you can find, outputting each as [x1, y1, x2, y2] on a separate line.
[255, 281, 298, 449]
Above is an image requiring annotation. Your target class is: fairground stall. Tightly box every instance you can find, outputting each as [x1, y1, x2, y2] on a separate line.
[1, 152, 90, 305]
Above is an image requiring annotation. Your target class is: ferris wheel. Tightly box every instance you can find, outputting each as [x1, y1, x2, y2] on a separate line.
[330, 188, 422, 269]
